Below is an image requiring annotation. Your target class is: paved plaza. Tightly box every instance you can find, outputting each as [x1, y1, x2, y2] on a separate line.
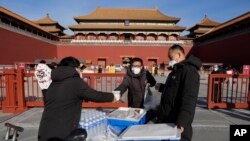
[0, 75, 249, 141]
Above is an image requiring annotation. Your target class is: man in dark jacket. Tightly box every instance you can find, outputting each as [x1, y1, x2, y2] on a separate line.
[115, 57, 156, 108]
[38, 57, 116, 141]
[211, 65, 226, 103]
[155, 45, 201, 141]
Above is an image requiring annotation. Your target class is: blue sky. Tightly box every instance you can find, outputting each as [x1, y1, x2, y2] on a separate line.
[1, 0, 250, 35]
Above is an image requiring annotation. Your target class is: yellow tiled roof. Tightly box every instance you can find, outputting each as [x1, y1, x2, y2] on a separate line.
[0, 6, 55, 36]
[74, 7, 180, 22]
[34, 14, 57, 24]
[193, 29, 210, 34]
[43, 28, 61, 33]
[197, 16, 221, 26]
[188, 16, 220, 31]
[34, 14, 65, 30]
[198, 12, 250, 39]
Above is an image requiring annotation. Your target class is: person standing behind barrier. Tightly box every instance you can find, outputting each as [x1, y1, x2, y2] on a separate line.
[160, 62, 165, 76]
[49, 62, 58, 69]
[154, 65, 158, 76]
[114, 57, 156, 108]
[98, 65, 103, 73]
[211, 65, 225, 103]
[225, 64, 235, 88]
[38, 56, 119, 141]
[155, 45, 201, 141]
[34, 60, 52, 102]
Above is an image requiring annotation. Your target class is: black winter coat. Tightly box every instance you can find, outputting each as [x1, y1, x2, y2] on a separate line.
[158, 55, 201, 128]
[38, 66, 114, 141]
[115, 67, 156, 108]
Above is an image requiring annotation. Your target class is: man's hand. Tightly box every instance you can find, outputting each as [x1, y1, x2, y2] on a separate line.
[155, 83, 161, 90]
[176, 125, 184, 133]
[112, 91, 121, 102]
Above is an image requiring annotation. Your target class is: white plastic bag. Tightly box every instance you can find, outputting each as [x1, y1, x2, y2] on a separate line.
[143, 85, 153, 110]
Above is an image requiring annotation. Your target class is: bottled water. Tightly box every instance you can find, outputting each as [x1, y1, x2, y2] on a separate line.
[79, 109, 108, 139]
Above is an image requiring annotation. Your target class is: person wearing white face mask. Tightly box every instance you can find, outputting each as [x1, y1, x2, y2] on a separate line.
[155, 44, 201, 141]
[114, 57, 156, 108]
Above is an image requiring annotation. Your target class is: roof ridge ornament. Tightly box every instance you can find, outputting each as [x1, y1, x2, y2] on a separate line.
[205, 14, 207, 18]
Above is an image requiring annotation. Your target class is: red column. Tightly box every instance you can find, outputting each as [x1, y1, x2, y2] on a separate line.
[2, 69, 27, 113]
[16, 68, 27, 113]
[2, 69, 17, 113]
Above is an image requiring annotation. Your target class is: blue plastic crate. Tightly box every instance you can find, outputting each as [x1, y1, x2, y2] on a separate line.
[107, 108, 147, 134]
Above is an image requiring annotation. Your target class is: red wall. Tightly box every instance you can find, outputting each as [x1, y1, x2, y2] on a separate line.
[0, 28, 57, 64]
[192, 32, 250, 65]
[0, 28, 193, 66]
[57, 45, 192, 66]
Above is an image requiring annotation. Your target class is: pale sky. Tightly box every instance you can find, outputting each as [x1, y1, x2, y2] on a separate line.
[1, 0, 250, 35]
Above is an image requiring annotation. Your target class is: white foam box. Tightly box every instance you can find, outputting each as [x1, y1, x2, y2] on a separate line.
[118, 123, 181, 141]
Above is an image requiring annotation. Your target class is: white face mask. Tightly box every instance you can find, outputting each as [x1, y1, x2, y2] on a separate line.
[79, 71, 83, 78]
[168, 60, 177, 68]
[132, 67, 141, 74]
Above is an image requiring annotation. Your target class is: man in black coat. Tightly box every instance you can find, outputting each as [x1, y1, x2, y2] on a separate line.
[211, 65, 226, 103]
[155, 45, 201, 141]
[115, 57, 156, 108]
[38, 57, 116, 141]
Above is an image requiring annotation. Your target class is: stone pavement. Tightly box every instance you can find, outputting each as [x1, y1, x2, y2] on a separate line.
[0, 75, 249, 141]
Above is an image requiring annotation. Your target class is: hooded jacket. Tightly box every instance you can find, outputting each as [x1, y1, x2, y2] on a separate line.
[38, 66, 114, 141]
[158, 55, 201, 128]
[115, 67, 156, 108]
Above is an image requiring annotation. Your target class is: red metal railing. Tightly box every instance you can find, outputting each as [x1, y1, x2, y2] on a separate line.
[24, 72, 44, 107]
[0, 69, 127, 113]
[1, 69, 27, 113]
[23, 72, 127, 108]
[1, 68, 250, 112]
[207, 74, 250, 109]
[0, 72, 6, 108]
[82, 73, 126, 107]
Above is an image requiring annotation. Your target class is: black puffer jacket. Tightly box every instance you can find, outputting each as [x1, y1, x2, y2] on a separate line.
[115, 67, 156, 108]
[158, 55, 201, 128]
[38, 66, 114, 141]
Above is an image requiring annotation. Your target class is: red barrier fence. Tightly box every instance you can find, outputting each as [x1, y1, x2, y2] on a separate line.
[207, 74, 250, 109]
[0, 68, 127, 113]
[0, 72, 6, 108]
[1, 69, 27, 113]
[81, 73, 127, 108]
[1, 69, 249, 113]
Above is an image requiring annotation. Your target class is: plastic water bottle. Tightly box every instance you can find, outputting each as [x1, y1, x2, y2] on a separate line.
[79, 109, 109, 139]
[79, 121, 84, 128]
